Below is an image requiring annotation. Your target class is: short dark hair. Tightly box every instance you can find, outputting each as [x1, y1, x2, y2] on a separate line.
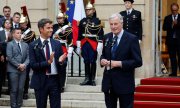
[38, 18, 52, 29]
[171, 3, 179, 10]
[11, 28, 21, 34]
[13, 12, 21, 17]
[2, 19, 12, 28]
[3, 6, 11, 12]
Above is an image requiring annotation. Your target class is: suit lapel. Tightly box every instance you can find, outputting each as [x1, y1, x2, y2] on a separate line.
[50, 38, 55, 52]
[37, 38, 46, 59]
[13, 40, 22, 55]
[2, 30, 6, 41]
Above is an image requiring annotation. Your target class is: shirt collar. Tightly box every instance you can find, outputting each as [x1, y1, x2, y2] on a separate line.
[14, 39, 21, 43]
[113, 29, 124, 39]
[40, 36, 50, 44]
[127, 8, 133, 14]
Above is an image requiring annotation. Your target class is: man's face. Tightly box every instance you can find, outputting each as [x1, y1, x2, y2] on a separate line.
[57, 17, 64, 24]
[109, 17, 123, 35]
[171, 5, 179, 15]
[20, 22, 28, 29]
[13, 14, 20, 23]
[13, 29, 22, 41]
[39, 23, 53, 39]
[3, 8, 11, 18]
[86, 8, 94, 17]
[124, 1, 132, 10]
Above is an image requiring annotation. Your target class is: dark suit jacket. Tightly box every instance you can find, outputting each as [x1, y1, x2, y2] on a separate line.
[100, 31, 142, 94]
[29, 38, 63, 90]
[0, 30, 7, 56]
[163, 14, 180, 44]
[120, 9, 143, 40]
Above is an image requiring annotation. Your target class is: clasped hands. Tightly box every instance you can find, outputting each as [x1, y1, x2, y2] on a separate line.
[47, 52, 67, 65]
[17, 64, 26, 72]
[100, 59, 122, 68]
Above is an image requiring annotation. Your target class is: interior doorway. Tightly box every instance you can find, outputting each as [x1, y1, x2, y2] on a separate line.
[159, 0, 180, 75]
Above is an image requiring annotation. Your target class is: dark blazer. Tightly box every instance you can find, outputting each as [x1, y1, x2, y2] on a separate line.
[163, 14, 180, 44]
[100, 31, 142, 94]
[120, 9, 143, 40]
[0, 30, 7, 56]
[29, 38, 63, 89]
[0, 30, 6, 42]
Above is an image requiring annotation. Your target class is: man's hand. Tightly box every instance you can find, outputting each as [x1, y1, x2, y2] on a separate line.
[172, 20, 178, 27]
[17, 64, 26, 72]
[59, 53, 67, 63]
[48, 52, 55, 65]
[100, 59, 109, 66]
[0, 55, 4, 62]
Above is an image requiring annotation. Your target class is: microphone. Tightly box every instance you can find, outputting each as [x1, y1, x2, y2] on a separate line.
[104, 38, 109, 47]
[34, 43, 39, 49]
[41, 41, 46, 50]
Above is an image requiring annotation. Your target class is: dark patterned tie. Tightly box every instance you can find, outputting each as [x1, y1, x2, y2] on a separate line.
[44, 40, 51, 73]
[15, 24, 18, 28]
[128, 11, 130, 15]
[17, 43, 21, 53]
[111, 36, 118, 59]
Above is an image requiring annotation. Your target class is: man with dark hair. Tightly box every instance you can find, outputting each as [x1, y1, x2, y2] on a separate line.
[6, 28, 29, 108]
[163, 3, 180, 77]
[12, 12, 21, 29]
[0, 6, 11, 27]
[29, 18, 67, 108]
[120, 0, 143, 43]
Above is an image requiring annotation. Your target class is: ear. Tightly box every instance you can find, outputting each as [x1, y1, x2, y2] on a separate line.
[39, 27, 43, 33]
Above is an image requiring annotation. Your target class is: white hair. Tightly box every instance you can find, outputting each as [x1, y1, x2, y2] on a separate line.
[109, 13, 123, 23]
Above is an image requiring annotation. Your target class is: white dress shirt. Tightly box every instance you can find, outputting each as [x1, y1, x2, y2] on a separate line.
[40, 36, 58, 75]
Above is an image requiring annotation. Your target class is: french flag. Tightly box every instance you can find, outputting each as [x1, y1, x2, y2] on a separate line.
[66, 0, 86, 46]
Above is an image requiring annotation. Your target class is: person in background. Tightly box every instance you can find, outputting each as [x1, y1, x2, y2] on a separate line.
[52, 11, 73, 93]
[0, 19, 12, 97]
[6, 28, 29, 108]
[163, 3, 180, 77]
[77, 1, 104, 86]
[0, 6, 12, 28]
[100, 13, 142, 108]
[12, 12, 21, 29]
[19, 14, 36, 99]
[29, 18, 67, 108]
[120, 0, 143, 43]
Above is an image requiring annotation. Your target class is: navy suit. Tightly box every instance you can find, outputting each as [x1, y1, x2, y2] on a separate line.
[100, 31, 142, 108]
[163, 14, 180, 76]
[29, 38, 63, 108]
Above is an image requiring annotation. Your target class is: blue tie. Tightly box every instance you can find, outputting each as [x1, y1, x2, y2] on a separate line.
[111, 36, 118, 59]
[44, 40, 51, 73]
[17, 43, 21, 53]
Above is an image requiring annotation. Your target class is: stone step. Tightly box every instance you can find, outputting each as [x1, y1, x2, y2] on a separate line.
[2, 84, 101, 94]
[0, 98, 106, 108]
[1, 91, 104, 101]
[66, 77, 102, 85]
[2, 75, 101, 87]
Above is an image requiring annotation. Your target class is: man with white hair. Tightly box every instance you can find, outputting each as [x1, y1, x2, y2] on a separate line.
[100, 13, 142, 108]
